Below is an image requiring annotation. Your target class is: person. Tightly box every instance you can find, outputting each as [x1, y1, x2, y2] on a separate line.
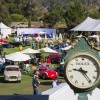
[32, 74, 40, 95]
[32, 42, 34, 49]
[52, 78, 58, 88]
[46, 57, 51, 65]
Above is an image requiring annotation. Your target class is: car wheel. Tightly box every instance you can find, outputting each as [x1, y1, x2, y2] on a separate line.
[42, 74, 46, 79]
[18, 80, 21, 83]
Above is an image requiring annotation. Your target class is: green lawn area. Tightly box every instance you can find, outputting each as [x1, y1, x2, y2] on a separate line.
[0, 74, 64, 95]
[0, 36, 64, 95]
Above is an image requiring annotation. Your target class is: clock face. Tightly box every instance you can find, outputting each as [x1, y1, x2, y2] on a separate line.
[65, 54, 100, 89]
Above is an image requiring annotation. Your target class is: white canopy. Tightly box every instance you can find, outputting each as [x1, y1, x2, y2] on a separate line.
[5, 52, 31, 61]
[61, 45, 72, 50]
[0, 22, 11, 38]
[42, 83, 100, 100]
[70, 17, 100, 31]
[42, 83, 78, 100]
[39, 47, 58, 53]
[20, 48, 40, 54]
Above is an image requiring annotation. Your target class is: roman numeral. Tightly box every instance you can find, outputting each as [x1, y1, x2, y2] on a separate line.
[82, 82, 84, 86]
[68, 70, 72, 72]
[93, 76, 96, 79]
[75, 80, 78, 84]
[70, 75, 73, 79]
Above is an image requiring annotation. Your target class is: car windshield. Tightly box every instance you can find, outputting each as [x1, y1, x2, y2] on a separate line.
[6, 67, 19, 71]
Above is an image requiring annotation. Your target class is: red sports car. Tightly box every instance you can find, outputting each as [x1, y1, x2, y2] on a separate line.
[34, 65, 58, 79]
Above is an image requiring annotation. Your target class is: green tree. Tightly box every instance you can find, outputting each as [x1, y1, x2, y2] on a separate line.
[0, 1, 12, 25]
[63, 0, 85, 29]
[42, 5, 63, 28]
[10, 14, 26, 22]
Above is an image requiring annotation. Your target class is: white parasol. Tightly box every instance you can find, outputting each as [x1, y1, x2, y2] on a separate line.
[5, 52, 31, 61]
[39, 47, 58, 53]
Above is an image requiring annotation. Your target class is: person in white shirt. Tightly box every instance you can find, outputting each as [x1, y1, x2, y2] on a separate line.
[52, 79, 58, 88]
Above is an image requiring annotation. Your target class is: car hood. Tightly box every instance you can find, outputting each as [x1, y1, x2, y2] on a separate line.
[4, 71, 21, 76]
[44, 70, 57, 74]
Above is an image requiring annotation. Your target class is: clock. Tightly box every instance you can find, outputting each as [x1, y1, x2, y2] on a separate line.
[64, 53, 100, 91]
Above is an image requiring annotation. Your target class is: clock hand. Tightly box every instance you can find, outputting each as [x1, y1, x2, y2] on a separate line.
[81, 71, 92, 84]
[73, 68, 92, 83]
[73, 68, 87, 73]
[79, 67, 87, 73]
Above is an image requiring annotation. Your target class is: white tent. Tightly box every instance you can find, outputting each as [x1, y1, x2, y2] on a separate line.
[39, 47, 58, 53]
[42, 83, 78, 100]
[42, 83, 100, 100]
[20, 48, 40, 54]
[0, 22, 11, 38]
[5, 52, 31, 61]
[70, 17, 100, 31]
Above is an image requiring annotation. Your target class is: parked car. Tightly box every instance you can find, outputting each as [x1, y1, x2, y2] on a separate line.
[48, 53, 62, 63]
[4, 65, 21, 82]
[11, 41, 25, 47]
[53, 44, 59, 51]
[2, 42, 13, 48]
[34, 65, 58, 79]
[53, 43, 69, 51]
[55, 65, 64, 76]
[59, 42, 69, 51]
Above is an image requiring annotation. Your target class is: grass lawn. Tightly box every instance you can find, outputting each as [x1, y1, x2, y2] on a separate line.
[0, 74, 64, 95]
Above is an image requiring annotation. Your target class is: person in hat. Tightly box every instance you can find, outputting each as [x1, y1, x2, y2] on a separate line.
[32, 72, 40, 95]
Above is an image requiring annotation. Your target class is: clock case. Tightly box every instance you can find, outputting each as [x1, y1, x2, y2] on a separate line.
[63, 37, 100, 93]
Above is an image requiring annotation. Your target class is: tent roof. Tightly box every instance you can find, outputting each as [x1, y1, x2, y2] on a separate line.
[42, 83, 78, 100]
[5, 52, 30, 61]
[0, 22, 11, 29]
[70, 17, 100, 31]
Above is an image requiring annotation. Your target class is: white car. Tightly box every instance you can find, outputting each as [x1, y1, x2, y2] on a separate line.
[4, 65, 21, 82]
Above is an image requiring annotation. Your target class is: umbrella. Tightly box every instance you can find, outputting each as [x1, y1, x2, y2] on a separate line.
[61, 45, 72, 50]
[39, 47, 58, 53]
[5, 52, 31, 61]
[20, 48, 40, 54]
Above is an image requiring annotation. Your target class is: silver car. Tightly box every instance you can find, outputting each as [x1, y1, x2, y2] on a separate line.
[4, 65, 21, 82]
